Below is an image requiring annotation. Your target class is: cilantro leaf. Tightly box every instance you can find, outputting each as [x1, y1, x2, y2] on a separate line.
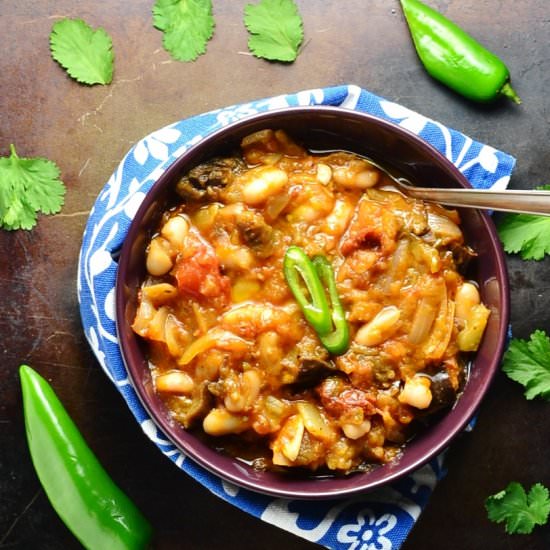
[153, 0, 215, 62]
[497, 185, 550, 260]
[244, 0, 304, 62]
[50, 18, 114, 85]
[502, 330, 550, 400]
[0, 145, 66, 231]
[486, 482, 550, 534]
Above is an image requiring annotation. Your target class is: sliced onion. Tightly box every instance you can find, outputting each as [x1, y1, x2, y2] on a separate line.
[408, 298, 438, 345]
[423, 286, 455, 361]
[178, 329, 251, 366]
[142, 283, 178, 305]
[427, 212, 463, 243]
[265, 191, 291, 221]
[165, 314, 191, 359]
[278, 414, 305, 462]
[131, 297, 155, 337]
[296, 402, 334, 443]
[145, 306, 169, 342]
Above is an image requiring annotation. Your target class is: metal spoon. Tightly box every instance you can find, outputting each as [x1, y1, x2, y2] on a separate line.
[388, 177, 550, 216]
[361, 156, 550, 216]
[314, 150, 550, 216]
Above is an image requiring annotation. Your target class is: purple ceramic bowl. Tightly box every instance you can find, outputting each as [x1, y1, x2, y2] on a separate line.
[115, 106, 509, 499]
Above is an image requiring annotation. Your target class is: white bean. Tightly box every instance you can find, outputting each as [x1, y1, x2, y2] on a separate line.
[161, 215, 189, 250]
[288, 204, 323, 223]
[323, 198, 354, 236]
[216, 245, 255, 271]
[355, 169, 380, 189]
[155, 371, 194, 394]
[203, 408, 250, 436]
[242, 166, 288, 205]
[398, 377, 432, 409]
[455, 282, 481, 322]
[316, 163, 332, 185]
[332, 164, 379, 189]
[355, 305, 400, 346]
[342, 418, 372, 440]
[146, 237, 173, 276]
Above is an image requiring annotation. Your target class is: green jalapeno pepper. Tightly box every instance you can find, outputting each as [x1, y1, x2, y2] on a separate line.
[400, 0, 521, 104]
[20, 365, 153, 550]
[283, 246, 349, 355]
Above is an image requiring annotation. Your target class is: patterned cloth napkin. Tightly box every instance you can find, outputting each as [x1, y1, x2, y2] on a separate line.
[78, 84, 515, 550]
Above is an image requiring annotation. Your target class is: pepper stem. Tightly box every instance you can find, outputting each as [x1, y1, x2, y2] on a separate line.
[500, 82, 521, 105]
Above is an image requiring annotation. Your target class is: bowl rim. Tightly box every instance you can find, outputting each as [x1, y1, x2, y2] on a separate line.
[115, 105, 510, 499]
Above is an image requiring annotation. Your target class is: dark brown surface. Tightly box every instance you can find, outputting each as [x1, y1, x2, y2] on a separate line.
[1, 1, 549, 549]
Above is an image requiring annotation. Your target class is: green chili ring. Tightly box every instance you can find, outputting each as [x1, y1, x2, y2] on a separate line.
[312, 255, 350, 355]
[283, 246, 350, 355]
[283, 245, 333, 336]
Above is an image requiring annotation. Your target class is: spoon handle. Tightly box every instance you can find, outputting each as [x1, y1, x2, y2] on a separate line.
[404, 187, 550, 216]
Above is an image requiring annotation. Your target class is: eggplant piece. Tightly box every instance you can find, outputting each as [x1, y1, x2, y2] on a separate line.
[451, 243, 477, 271]
[289, 358, 338, 390]
[173, 381, 213, 428]
[413, 370, 460, 418]
[282, 333, 337, 391]
[428, 371, 457, 410]
[176, 156, 246, 201]
[236, 210, 275, 258]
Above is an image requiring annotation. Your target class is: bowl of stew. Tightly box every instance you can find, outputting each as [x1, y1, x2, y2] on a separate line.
[116, 106, 509, 499]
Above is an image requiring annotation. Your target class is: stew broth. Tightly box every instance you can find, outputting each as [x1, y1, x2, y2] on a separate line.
[131, 129, 489, 473]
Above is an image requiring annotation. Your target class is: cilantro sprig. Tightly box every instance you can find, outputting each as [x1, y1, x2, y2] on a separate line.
[0, 145, 66, 230]
[244, 0, 304, 62]
[497, 185, 550, 260]
[153, 0, 215, 62]
[486, 482, 550, 534]
[502, 330, 550, 400]
[50, 18, 114, 85]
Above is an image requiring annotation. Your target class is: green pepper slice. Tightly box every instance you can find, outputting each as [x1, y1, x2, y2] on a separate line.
[283, 246, 350, 355]
[283, 245, 333, 336]
[312, 255, 350, 355]
[20, 365, 153, 550]
[400, 0, 521, 104]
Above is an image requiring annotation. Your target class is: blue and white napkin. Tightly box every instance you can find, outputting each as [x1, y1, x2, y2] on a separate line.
[78, 84, 515, 550]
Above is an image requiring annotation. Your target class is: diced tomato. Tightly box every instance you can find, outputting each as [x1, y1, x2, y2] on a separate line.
[174, 237, 230, 301]
[317, 377, 376, 418]
[340, 199, 400, 256]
